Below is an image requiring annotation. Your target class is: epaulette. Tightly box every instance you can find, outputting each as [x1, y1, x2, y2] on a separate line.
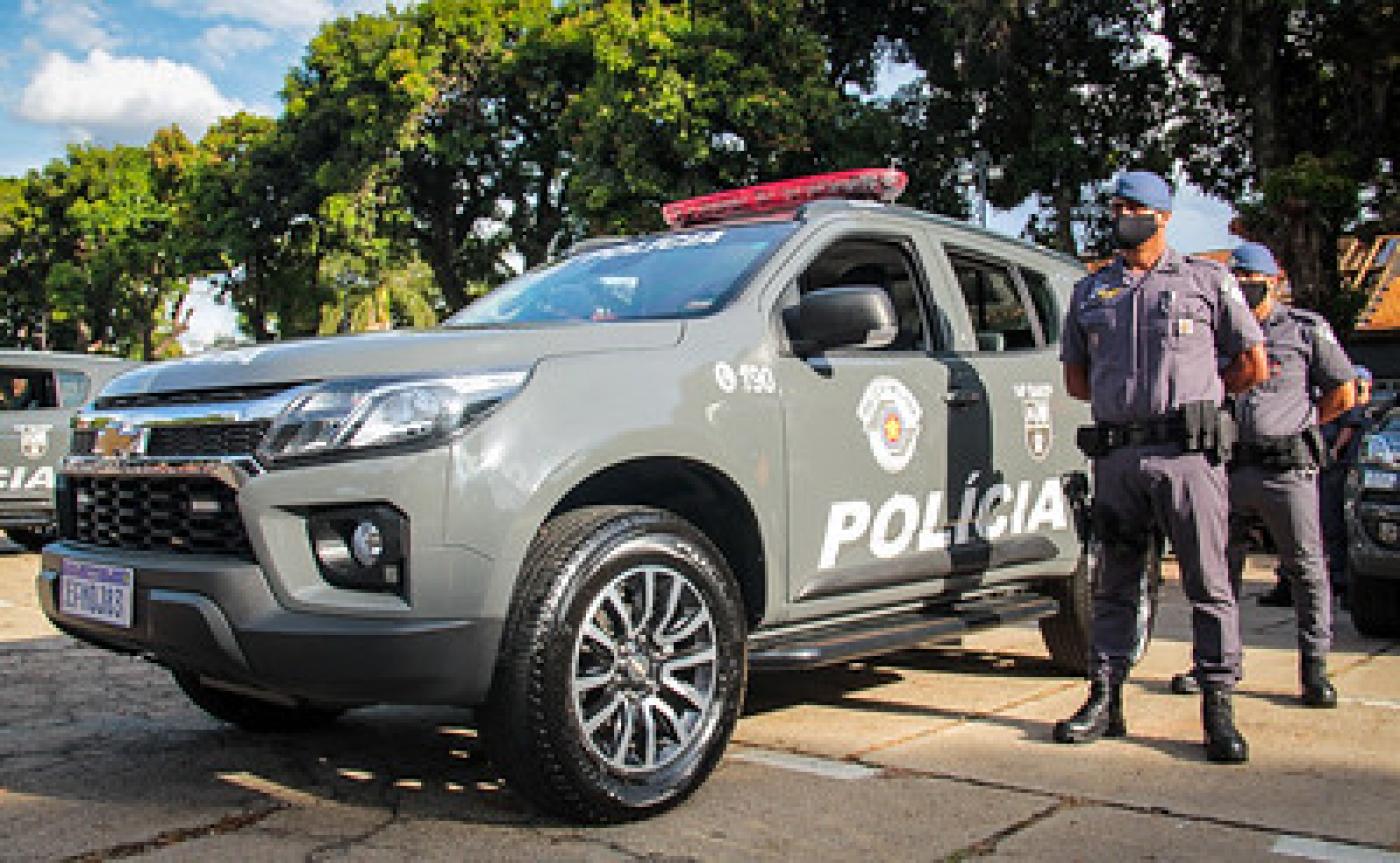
[1286, 306, 1339, 344]
[1182, 255, 1228, 272]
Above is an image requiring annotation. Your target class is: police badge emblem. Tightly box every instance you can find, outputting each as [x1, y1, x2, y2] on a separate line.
[15, 424, 52, 460]
[858, 377, 922, 474]
[1013, 384, 1054, 462]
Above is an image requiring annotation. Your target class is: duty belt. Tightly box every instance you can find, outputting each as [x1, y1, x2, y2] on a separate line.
[1231, 430, 1321, 471]
[1075, 415, 1184, 458]
[1076, 401, 1230, 460]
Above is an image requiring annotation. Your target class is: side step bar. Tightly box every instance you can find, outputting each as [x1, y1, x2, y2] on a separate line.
[747, 591, 1059, 672]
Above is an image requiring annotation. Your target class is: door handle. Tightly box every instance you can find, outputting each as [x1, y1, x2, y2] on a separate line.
[944, 388, 983, 407]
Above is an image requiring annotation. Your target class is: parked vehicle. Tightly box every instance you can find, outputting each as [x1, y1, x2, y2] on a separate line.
[0, 351, 135, 550]
[1348, 403, 1400, 636]
[37, 170, 1157, 821]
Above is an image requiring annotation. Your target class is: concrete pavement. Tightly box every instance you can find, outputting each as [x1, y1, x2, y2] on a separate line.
[1, 547, 1397, 861]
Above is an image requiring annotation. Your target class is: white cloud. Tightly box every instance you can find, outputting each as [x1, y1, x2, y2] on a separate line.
[144, 0, 391, 34]
[17, 49, 244, 141]
[145, 0, 334, 33]
[198, 25, 276, 69]
[22, 0, 119, 52]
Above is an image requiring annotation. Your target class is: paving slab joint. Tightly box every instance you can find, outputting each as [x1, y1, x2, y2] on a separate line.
[846, 681, 1081, 760]
[943, 799, 1072, 859]
[59, 803, 289, 862]
[305, 800, 405, 860]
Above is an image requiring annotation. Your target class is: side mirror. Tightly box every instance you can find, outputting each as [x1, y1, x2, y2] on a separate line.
[785, 285, 898, 356]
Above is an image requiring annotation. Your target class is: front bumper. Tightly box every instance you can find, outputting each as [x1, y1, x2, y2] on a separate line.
[38, 542, 502, 706]
[0, 500, 54, 530]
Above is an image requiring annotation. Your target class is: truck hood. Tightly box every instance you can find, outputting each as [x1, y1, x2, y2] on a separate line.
[102, 322, 684, 398]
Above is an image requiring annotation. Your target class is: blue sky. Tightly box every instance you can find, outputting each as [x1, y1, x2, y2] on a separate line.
[1, 2, 1238, 346]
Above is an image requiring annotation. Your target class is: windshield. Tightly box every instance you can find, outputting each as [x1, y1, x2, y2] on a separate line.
[446, 222, 796, 326]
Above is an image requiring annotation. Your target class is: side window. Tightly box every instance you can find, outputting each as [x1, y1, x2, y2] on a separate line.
[0, 370, 59, 411]
[57, 371, 91, 408]
[948, 253, 1039, 352]
[1019, 267, 1060, 344]
[797, 239, 934, 352]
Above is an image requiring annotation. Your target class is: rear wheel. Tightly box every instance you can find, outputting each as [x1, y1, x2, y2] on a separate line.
[1040, 537, 1163, 674]
[1349, 569, 1400, 638]
[482, 506, 746, 823]
[173, 672, 345, 733]
[4, 527, 51, 552]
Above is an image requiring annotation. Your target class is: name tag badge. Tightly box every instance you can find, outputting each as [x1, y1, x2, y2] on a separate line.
[1175, 318, 1194, 336]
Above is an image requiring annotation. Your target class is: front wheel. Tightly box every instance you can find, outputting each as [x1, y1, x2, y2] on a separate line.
[482, 506, 746, 823]
[1349, 569, 1400, 638]
[1040, 536, 1163, 674]
[4, 527, 51, 552]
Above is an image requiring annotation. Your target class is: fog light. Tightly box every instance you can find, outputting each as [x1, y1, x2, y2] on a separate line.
[351, 520, 384, 567]
[307, 505, 407, 593]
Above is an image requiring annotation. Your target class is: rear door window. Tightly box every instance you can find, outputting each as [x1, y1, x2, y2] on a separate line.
[947, 251, 1054, 352]
[0, 369, 59, 411]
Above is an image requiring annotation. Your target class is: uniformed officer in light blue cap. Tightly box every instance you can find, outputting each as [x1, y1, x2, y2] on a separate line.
[1057, 170, 1269, 763]
[1168, 241, 1355, 707]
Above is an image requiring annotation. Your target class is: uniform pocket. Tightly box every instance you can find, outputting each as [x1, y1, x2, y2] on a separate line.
[1079, 306, 1118, 360]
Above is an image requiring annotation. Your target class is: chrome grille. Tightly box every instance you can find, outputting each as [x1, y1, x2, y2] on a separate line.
[64, 475, 253, 558]
[69, 422, 269, 457]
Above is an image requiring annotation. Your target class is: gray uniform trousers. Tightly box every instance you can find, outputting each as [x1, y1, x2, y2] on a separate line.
[1227, 464, 1332, 659]
[1092, 443, 1241, 688]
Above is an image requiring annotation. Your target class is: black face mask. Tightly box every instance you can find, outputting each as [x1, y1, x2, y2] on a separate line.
[1240, 279, 1270, 310]
[1111, 213, 1158, 249]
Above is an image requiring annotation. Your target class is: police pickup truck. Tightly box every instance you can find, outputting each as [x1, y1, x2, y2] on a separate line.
[1, 351, 134, 550]
[38, 170, 1160, 822]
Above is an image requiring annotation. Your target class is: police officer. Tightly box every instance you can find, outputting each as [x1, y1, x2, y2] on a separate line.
[1168, 243, 1355, 706]
[1055, 171, 1268, 764]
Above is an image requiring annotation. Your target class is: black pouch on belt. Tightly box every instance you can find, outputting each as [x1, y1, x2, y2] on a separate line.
[1076, 424, 1110, 458]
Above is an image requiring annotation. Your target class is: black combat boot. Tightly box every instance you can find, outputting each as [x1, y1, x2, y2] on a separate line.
[1053, 675, 1126, 744]
[1300, 657, 1338, 708]
[1201, 687, 1248, 764]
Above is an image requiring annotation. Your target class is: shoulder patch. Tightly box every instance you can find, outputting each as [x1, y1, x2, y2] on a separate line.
[1287, 308, 1339, 344]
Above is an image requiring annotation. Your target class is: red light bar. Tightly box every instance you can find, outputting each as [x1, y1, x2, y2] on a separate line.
[662, 168, 909, 228]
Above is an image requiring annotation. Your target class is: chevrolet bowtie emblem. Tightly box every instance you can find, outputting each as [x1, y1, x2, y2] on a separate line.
[93, 424, 146, 458]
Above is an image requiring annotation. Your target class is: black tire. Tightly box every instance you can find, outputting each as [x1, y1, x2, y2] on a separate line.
[481, 505, 746, 823]
[4, 527, 51, 552]
[1040, 537, 1163, 674]
[173, 672, 344, 733]
[1349, 569, 1400, 638]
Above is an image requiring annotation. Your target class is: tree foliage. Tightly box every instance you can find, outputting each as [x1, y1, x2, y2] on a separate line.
[1, 0, 1388, 354]
[1163, 0, 1398, 324]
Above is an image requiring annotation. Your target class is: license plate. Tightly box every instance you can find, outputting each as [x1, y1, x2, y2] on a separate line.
[58, 559, 134, 628]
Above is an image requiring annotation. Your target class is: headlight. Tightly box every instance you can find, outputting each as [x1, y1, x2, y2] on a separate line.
[1361, 468, 1400, 491]
[258, 370, 528, 464]
[1360, 432, 1400, 468]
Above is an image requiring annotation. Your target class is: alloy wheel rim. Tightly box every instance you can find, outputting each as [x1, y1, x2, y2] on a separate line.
[570, 563, 718, 775]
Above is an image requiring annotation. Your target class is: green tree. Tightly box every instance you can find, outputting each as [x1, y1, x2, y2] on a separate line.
[847, 0, 1169, 254]
[1163, 0, 1398, 324]
[565, 0, 873, 235]
[192, 112, 326, 341]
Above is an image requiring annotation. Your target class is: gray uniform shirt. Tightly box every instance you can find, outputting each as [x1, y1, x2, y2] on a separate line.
[1061, 248, 1264, 424]
[1233, 303, 1353, 441]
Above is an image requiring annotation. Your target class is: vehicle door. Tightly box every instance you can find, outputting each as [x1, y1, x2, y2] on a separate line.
[0, 366, 81, 507]
[774, 227, 958, 610]
[924, 244, 1082, 570]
